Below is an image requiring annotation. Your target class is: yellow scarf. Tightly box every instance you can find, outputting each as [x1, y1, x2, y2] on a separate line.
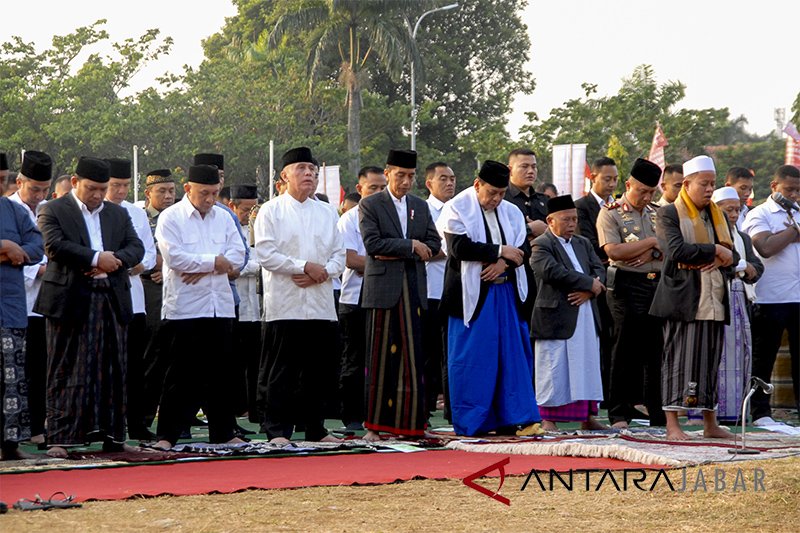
[674, 186, 733, 248]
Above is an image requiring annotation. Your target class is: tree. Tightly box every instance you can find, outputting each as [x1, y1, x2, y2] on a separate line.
[521, 65, 759, 181]
[263, 0, 435, 175]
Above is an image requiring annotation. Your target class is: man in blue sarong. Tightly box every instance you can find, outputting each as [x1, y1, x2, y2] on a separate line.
[437, 160, 542, 437]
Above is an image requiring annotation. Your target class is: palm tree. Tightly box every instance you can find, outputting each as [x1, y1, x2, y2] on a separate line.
[265, 0, 435, 174]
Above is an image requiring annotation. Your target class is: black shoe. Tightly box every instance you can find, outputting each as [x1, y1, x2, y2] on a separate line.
[344, 422, 364, 431]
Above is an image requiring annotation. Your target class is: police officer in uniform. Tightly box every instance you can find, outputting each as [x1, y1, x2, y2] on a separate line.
[596, 158, 666, 428]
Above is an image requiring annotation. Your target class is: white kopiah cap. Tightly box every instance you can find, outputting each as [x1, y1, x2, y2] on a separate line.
[711, 186, 740, 204]
[683, 155, 716, 176]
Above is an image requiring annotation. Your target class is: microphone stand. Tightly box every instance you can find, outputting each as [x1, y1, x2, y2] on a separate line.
[729, 378, 772, 455]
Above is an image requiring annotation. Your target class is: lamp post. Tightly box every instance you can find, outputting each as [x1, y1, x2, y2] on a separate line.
[409, 3, 458, 151]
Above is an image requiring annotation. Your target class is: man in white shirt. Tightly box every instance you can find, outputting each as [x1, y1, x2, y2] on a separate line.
[742, 165, 800, 425]
[8, 150, 52, 444]
[254, 147, 345, 444]
[337, 166, 386, 431]
[228, 184, 261, 424]
[725, 167, 755, 230]
[152, 164, 246, 450]
[105, 158, 157, 440]
[422, 161, 456, 420]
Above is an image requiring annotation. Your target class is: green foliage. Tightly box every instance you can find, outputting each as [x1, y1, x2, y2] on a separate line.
[792, 91, 800, 126]
[521, 65, 761, 181]
[708, 139, 785, 200]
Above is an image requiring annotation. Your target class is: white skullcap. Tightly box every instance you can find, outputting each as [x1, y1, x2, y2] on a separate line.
[683, 155, 716, 176]
[712, 186, 740, 204]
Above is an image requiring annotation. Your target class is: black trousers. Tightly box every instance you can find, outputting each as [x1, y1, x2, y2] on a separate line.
[233, 320, 261, 421]
[24, 316, 47, 436]
[156, 318, 235, 445]
[338, 303, 367, 425]
[126, 313, 148, 433]
[596, 291, 614, 404]
[259, 320, 337, 441]
[606, 271, 665, 425]
[141, 278, 169, 425]
[422, 298, 451, 420]
[750, 302, 800, 420]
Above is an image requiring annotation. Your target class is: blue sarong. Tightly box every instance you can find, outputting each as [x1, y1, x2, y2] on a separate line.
[448, 282, 540, 436]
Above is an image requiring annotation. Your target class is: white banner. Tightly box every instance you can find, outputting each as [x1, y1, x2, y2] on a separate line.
[552, 144, 588, 199]
[316, 165, 341, 202]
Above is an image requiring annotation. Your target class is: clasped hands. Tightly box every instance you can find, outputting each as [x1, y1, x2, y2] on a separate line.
[181, 254, 237, 285]
[480, 245, 524, 281]
[699, 244, 734, 272]
[568, 277, 605, 306]
[292, 262, 328, 288]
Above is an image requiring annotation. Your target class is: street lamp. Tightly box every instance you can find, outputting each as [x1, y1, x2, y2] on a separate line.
[408, 3, 459, 151]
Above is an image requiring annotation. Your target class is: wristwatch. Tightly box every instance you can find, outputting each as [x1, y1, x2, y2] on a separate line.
[652, 249, 662, 260]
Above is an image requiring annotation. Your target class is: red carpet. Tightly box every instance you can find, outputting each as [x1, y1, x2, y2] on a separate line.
[0, 450, 666, 503]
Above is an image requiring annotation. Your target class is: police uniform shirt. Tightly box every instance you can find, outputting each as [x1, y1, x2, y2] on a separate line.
[596, 194, 661, 273]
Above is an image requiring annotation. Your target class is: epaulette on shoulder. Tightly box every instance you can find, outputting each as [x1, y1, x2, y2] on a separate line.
[605, 201, 621, 209]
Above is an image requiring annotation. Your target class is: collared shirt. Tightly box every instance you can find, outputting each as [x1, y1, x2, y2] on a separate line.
[695, 211, 726, 321]
[217, 200, 248, 307]
[742, 197, 800, 304]
[596, 194, 661, 273]
[254, 193, 345, 322]
[121, 200, 157, 315]
[425, 195, 447, 300]
[388, 189, 408, 237]
[71, 190, 106, 276]
[155, 196, 246, 320]
[590, 189, 613, 208]
[8, 192, 48, 316]
[234, 223, 262, 322]
[504, 183, 549, 222]
[555, 235, 585, 274]
[736, 204, 749, 231]
[337, 205, 365, 306]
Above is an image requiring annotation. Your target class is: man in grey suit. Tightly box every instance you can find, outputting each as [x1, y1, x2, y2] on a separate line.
[531, 195, 607, 431]
[359, 149, 441, 441]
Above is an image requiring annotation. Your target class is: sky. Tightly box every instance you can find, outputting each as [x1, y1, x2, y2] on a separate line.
[4, 0, 799, 140]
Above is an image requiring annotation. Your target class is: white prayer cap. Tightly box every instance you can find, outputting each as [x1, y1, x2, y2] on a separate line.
[711, 186, 739, 204]
[683, 155, 716, 177]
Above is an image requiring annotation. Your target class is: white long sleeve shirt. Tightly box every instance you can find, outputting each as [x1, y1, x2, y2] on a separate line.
[235, 223, 262, 322]
[8, 192, 47, 316]
[425, 195, 446, 300]
[254, 193, 345, 322]
[121, 200, 156, 315]
[155, 196, 246, 319]
[337, 205, 365, 306]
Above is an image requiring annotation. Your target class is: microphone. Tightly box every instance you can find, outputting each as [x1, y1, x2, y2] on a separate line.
[751, 376, 774, 394]
[772, 192, 800, 213]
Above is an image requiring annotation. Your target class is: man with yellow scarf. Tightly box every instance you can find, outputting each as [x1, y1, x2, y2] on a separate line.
[649, 155, 737, 441]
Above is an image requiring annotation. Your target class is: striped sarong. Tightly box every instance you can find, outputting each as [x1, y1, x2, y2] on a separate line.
[662, 319, 724, 411]
[1, 327, 31, 444]
[365, 275, 426, 436]
[46, 281, 127, 446]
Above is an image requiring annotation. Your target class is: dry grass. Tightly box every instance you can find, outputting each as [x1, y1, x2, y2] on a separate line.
[3, 457, 800, 532]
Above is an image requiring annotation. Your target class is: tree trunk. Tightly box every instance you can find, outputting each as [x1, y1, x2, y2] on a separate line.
[347, 78, 362, 177]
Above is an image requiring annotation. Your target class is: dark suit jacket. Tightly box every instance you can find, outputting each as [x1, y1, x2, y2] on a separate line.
[648, 204, 738, 324]
[440, 213, 529, 320]
[738, 230, 764, 283]
[530, 230, 605, 339]
[359, 190, 441, 309]
[34, 194, 144, 324]
[574, 194, 607, 262]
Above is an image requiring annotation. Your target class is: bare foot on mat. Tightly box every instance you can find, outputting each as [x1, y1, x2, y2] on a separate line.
[703, 425, 734, 439]
[269, 437, 290, 446]
[363, 430, 382, 442]
[581, 417, 609, 430]
[46, 446, 68, 459]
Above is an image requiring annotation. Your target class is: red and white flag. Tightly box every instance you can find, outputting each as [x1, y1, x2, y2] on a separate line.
[787, 137, 800, 168]
[784, 122, 800, 142]
[648, 123, 668, 171]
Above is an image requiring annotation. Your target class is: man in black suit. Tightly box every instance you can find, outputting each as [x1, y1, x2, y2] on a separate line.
[35, 157, 144, 458]
[575, 156, 618, 405]
[359, 149, 441, 441]
[531, 195, 607, 431]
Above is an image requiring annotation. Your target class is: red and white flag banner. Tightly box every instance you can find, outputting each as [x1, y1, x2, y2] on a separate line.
[648, 124, 668, 171]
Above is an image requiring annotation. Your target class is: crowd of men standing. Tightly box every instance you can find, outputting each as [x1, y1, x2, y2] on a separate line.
[0, 144, 798, 459]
